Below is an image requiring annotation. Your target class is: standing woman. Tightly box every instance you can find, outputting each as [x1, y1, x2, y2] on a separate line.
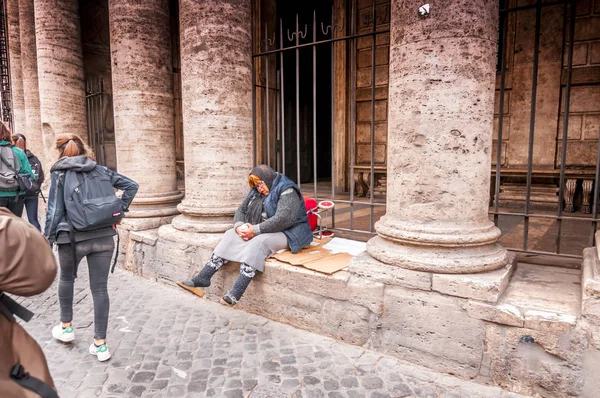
[0, 121, 34, 216]
[12, 133, 44, 230]
[44, 133, 138, 362]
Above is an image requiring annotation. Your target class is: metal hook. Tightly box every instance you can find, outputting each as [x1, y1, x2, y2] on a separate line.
[267, 33, 276, 47]
[362, 13, 373, 27]
[287, 29, 296, 42]
[375, 5, 389, 24]
[321, 22, 332, 36]
[298, 24, 308, 39]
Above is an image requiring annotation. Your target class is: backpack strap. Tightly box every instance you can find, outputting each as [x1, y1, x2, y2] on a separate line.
[111, 230, 120, 273]
[0, 292, 34, 323]
[10, 363, 59, 398]
[0, 149, 18, 173]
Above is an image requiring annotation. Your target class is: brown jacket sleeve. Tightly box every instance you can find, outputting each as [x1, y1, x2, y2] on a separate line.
[0, 207, 57, 296]
[0, 208, 57, 396]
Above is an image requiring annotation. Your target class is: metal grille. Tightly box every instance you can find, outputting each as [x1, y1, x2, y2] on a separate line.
[252, 0, 389, 239]
[0, 0, 12, 128]
[492, 0, 599, 259]
[85, 75, 111, 167]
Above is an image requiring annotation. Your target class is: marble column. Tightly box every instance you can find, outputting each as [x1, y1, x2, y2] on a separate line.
[366, 0, 508, 273]
[171, 0, 253, 233]
[108, 0, 183, 227]
[18, 0, 43, 157]
[6, 0, 26, 135]
[34, 0, 87, 148]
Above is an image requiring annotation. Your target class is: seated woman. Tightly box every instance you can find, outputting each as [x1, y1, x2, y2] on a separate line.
[178, 164, 313, 306]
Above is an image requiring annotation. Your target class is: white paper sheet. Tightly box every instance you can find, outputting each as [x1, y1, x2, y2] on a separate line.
[322, 237, 366, 256]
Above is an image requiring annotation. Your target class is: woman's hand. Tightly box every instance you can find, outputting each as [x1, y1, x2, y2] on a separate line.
[236, 223, 255, 241]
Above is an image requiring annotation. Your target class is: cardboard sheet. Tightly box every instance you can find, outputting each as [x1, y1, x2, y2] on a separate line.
[271, 237, 353, 274]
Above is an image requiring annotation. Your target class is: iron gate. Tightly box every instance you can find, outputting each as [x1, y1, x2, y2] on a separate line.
[492, 0, 600, 259]
[0, 0, 12, 128]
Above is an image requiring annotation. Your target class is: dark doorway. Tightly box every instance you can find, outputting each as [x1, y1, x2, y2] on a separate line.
[277, 0, 332, 184]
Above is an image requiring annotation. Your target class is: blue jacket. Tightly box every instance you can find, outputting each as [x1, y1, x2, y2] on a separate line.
[263, 174, 313, 253]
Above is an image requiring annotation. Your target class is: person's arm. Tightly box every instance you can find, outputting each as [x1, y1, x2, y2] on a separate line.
[233, 191, 254, 228]
[0, 208, 57, 296]
[14, 147, 34, 178]
[103, 167, 139, 212]
[253, 188, 301, 235]
[43, 172, 65, 245]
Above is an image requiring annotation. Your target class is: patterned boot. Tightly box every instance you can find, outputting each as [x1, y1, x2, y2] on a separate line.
[221, 263, 256, 307]
[178, 254, 226, 297]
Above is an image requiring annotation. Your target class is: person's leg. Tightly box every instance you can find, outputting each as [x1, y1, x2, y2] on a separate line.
[222, 263, 257, 306]
[54, 243, 83, 342]
[7, 196, 24, 217]
[85, 237, 115, 343]
[181, 253, 228, 288]
[24, 197, 41, 230]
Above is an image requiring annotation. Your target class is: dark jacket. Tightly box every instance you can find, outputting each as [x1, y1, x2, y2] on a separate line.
[0, 208, 57, 397]
[235, 173, 312, 253]
[24, 150, 44, 198]
[43, 156, 139, 246]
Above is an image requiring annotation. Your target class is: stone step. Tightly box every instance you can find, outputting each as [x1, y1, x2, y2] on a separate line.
[466, 263, 580, 331]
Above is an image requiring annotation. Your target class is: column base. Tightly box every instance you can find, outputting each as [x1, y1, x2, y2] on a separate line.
[172, 202, 238, 233]
[123, 190, 184, 231]
[367, 235, 508, 274]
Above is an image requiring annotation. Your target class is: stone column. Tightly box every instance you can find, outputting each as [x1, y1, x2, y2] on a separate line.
[18, 0, 43, 157]
[365, 0, 508, 273]
[170, 0, 253, 233]
[34, 0, 87, 147]
[6, 0, 26, 134]
[108, 0, 183, 228]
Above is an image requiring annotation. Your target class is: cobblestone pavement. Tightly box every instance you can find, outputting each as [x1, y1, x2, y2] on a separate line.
[17, 261, 525, 398]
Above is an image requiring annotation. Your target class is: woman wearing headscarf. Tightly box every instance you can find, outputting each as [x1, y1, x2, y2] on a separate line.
[178, 164, 313, 306]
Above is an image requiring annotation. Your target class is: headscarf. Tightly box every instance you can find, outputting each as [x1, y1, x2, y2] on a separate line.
[245, 165, 278, 224]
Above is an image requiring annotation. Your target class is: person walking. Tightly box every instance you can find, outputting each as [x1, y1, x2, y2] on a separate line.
[0, 122, 34, 216]
[44, 133, 138, 362]
[12, 134, 44, 230]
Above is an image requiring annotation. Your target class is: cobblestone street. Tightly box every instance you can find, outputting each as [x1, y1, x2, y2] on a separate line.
[17, 261, 524, 398]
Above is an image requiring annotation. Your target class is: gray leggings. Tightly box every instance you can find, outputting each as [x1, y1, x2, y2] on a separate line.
[57, 236, 114, 340]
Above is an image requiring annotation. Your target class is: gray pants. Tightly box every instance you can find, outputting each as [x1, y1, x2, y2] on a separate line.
[57, 236, 114, 340]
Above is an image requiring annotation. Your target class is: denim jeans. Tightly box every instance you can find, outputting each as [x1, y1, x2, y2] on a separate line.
[24, 197, 41, 230]
[0, 195, 24, 217]
[57, 236, 115, 340]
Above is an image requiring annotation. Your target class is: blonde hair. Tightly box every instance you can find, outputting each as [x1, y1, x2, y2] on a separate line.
[248, 174, 261, 188]
[55, 133, 96, 160]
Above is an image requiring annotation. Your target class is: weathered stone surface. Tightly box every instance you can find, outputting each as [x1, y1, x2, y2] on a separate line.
[261, 260, 385, 315]
[484, 323, 587, 397]
[109, 0, 182, 221]
[348, 252, 432, 291]
[34, 0, 87, 143]
[466, 301, 524, 327]
[523, 309, 577, 332]
[432, 255, 515, 302]
[6, 0, 26, 135]
[173, 0, 253, 233]
[375, 286, 485, 378]
[367, 0, 508, 274]
[582, 247, 600, 326]
[17, 0, 44, 158]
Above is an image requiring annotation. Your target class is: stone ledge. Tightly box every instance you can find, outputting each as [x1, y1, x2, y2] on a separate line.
[466, 301, 524, 327]
[432, 253, 516, 303]
[348, 252, 432, 291]
[129, 228, 159, 246]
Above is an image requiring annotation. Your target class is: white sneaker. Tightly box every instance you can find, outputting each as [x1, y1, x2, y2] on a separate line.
[52, 324, 75, 343]
[89, 343, 111, 362]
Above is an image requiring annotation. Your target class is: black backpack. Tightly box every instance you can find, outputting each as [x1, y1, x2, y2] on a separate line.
[63, 166, 123, 275]
[63, 167, 124, 231]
